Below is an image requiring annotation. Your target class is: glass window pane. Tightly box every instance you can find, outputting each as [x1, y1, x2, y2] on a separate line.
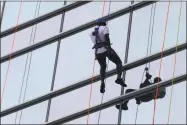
[49, 75, 121, 122]
[1, 15, 61, 57]
[63, 1, 130, 32]
[39, 1, 65, 16]
[1, 42, 57, 110]
[128, 2, 186, 62]
[66, 107, 119, 124]
[1, 1, 65, 31]
[121, 50, 186, 124]
[1, 101, 48, 124]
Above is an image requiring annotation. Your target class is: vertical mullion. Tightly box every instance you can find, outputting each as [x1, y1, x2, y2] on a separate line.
[117, 1, 134, 124]
[45, 1, 67, 122]
[0, 1, 6, 31]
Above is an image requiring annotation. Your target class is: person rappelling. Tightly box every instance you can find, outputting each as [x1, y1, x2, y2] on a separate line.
[89, 18, 127, 93]
[116, 67, 166, 110]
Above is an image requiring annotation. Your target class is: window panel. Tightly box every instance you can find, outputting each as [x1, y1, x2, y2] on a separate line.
[121, 50, 186, 124]
[38, 1, 65, 16]
[1, 101, 48, 124]
[128, 4, 152, 62]
[1, 54, 28, 110]
[49, 75, 122, 122]
[128, 2, 186, 62]
[1, 112, 17, 124]
[63, 1, 130, 32]
[107, 14, 129, 70]
[1, 1, 65, 31]
[1, 42, 57, 110]
[1, 15, 61, 57]
[2, 2, 37, 31]
[66, 106, 119, 124]
[53, 28, 98, 90]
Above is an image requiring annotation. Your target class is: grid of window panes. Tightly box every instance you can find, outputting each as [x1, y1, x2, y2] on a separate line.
[1, 1, 186, 124]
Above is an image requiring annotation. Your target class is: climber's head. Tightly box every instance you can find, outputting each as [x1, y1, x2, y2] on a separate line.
[96, 18, 106, 26]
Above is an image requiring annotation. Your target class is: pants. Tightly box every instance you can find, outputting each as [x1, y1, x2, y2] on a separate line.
[96, 48, 122, 83]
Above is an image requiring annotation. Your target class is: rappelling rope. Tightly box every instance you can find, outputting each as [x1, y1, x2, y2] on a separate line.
[18, 1, 41, 124]
[0, 0, 23, 103]
[167, 1, 182, 124]
[97, 1, 111, 124]
[152, 1, 171, 124]
[135, 3, 156, 124]
[86, 0, 107, 124]
[14, 1, 40, 124]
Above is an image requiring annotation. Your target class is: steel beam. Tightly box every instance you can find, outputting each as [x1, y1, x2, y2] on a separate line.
[0, 1, 90, 38]
[0, 1, 157, 63]
[45, 74, 187, 124]
[0, 42, 186, 117]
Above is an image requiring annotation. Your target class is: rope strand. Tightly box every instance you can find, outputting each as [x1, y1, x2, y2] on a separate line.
[152, 1, 171, 124]
[14, 2, 40, 124]
[167, 1, 182, 124]
[135, 3, 156, 124]
[86, 1, 107, 124]
[18, 1, 41, 124]
[97, 1, 111, 124]
[1, 0, 23, 103]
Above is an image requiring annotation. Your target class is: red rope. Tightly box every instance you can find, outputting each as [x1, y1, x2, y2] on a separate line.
[86, 1, 107, 124]
[152, 1, 170, 124]
[0, 1, 23, 103]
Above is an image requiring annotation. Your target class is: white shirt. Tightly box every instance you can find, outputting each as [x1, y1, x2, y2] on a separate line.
[89, 26, 109, 54]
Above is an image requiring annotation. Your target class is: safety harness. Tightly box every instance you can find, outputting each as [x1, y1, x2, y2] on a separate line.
[92, 26, 109, 54]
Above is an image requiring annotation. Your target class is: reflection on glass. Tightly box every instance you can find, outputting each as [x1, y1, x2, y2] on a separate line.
[121, 51, 186, 124]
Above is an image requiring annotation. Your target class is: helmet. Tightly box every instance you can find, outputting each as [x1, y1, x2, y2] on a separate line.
[96, 18, 106, 23]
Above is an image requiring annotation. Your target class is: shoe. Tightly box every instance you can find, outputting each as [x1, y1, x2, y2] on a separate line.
[100, 83, 105, 93]
[115, 78, 127, 87]
[136, 99, 141, 105]
[115, 103, 128, 110]
[146, 72, 152, 79]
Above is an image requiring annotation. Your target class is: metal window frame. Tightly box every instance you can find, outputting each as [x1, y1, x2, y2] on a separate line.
[0, 1, 157, 63]
[45, 74, 187, 124]
[45, 1, 67, 122]
[0, 42, 186, 117]
[0, 1, 90, 38]
[118, 1, 134, 124]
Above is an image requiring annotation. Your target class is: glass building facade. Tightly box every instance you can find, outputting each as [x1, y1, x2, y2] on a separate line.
[0, 1, 186, 124]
